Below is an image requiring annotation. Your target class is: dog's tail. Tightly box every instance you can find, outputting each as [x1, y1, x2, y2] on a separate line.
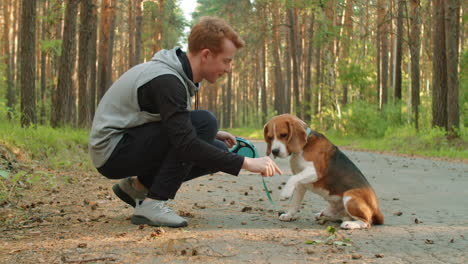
[372, 208, 384, 225]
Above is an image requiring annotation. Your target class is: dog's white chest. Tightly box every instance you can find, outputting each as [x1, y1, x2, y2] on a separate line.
[290, 153, 314, 175]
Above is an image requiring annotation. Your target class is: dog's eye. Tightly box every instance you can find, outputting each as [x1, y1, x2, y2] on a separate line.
[267, 136, 273, 141]
[280, 133, 288, 138]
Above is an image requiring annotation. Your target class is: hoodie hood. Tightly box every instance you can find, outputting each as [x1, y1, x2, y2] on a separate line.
[151, 47, 199, 96]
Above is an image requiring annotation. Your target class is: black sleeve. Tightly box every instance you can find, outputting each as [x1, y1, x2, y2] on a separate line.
[138, 74, 245, 176]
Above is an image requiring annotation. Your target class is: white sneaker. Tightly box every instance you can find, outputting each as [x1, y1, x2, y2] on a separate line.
[131, 199, 188, 227]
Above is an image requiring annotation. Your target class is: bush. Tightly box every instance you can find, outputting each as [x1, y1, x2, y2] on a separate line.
[340, 101, 388, 138]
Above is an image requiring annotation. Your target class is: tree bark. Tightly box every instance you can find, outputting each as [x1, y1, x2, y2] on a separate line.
[105, 0, 117, 89]
[19, 0, 37, 127]
[88, 1, 98, 121]
[444, 0, 460, 137]
[378, 0, 389, 109]
[78, 0, 94, 128]
[260, 3, 268, 125]
[288, 6, 300, 116]
[394, 0, 404, 101]
[431, 0, 448, 129]
[97, 0, 112, 100]
[409, 0, 421, 130]
[51, 0, 78, 127]
[304, 14, 314, 123]
[128, 0, 135, 68]
[134, 0, 143, 64]
[271, 0, 285, 114]
[3, 0, 15, 120]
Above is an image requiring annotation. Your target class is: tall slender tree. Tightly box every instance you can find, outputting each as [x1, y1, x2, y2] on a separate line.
[128, 0, 135, 68]
[432, 0, 448, 129]
[97, 0, 112, 100]
[444, 0, 461, 137]
[394, 0, 404, 101]
[288, 5, 300, 115]
[135, 0, 143, 63]
[271, 0, 285, 114]
[409, 0, 421, 130]
[52, 0, 78, 127]
[3, 0, 15, 120]
[89, 0, 98, 120]
[78, 0, 94, 128]
[378, 0, 389, 109]
[19, 0, 37, 127]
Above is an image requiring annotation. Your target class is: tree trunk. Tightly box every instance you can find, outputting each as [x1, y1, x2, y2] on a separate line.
[51, 0, 78, 127]
[88, 1, 98, 121]
[19, 0, 37, 127]
[394, 0, 404, 101]
[105, 0, 117, 89]
[432, 0, 448, 129]
[271, 0, 284, 114]
[444, 0, 460, 137]
[128, 0, 135, 68]
[39, 0, 48, 124]
[304, 14, 314, 123]
[134, 0, 143, 63]
[78, 0, 94, 128]
[3, 0, 15, 120]
[314, 44, 322, 116]
[378, 0, 389, 109]
[285, 28, 291, 113]
[154, 0, 164, 52]
[409, 0, 421, 130]
[226, 71, 233, 128]
[341, 0, 353, 106]
[97, 0, 112, 100]
[260, 7, 268, 125]
[288, 6, 300, 116]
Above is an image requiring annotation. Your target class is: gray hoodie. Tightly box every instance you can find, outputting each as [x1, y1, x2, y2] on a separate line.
[89, 48, 199, 168]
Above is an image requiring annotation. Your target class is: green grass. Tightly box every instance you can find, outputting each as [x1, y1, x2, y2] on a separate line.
[0, 119, 92, 171]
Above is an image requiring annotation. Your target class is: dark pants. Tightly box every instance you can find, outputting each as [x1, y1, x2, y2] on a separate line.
[97, 110, 227, 200]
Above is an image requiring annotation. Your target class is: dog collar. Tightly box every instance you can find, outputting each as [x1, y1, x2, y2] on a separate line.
[306, 127, 313, 137]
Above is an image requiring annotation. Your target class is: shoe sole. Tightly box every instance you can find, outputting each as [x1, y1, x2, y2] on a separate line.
[131, 215, 188, 228]
[112, 184, 136, 208]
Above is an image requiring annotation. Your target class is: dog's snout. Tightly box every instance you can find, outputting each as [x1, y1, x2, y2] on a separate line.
[272, 148, 280, 156]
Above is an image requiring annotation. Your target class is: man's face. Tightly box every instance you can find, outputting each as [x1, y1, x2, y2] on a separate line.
[202, 38, 237, 83]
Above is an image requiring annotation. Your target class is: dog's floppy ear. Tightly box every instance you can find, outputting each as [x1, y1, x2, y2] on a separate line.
[263, 122, 272, 156]
[287, 118, 307, 153]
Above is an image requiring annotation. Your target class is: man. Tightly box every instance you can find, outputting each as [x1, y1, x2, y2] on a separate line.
[89, 16, 281, 228]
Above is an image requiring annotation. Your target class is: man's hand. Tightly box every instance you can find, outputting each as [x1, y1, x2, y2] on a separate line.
[216, 131, 237, 148]
[242, 157, 282, 177]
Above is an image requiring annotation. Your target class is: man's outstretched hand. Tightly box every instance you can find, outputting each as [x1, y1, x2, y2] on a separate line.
[242, 157, 282, 177]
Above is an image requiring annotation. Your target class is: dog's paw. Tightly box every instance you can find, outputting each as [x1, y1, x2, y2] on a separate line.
[315, 211, 324, 220]
[279, 213, 298, 221]
[280, 186, 294, 199]
[340, 220, 369, 230]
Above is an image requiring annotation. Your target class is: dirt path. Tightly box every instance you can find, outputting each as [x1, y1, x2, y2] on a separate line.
[1, 142, 467, 264]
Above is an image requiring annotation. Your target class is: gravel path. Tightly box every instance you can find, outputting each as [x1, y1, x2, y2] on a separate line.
[1, 142, 467, 263]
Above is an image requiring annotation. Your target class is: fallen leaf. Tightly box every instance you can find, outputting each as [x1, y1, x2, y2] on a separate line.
[77, 243, 87, 248]
[425, 239, 434, 244]
[241, 206, 252, 212]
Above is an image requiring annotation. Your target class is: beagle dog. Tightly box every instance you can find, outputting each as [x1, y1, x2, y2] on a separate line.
[264, 114, 384, 229]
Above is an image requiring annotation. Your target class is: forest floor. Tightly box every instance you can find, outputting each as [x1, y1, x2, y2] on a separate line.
[1, 142, 467, 264]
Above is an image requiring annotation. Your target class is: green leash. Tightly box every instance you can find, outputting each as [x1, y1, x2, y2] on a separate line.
[262, 177, 277, 207]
